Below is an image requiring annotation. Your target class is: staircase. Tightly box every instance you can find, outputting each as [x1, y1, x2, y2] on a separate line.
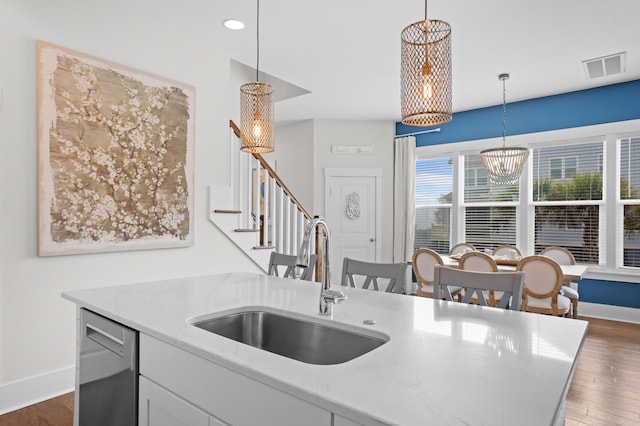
[209, 121, 314, 273]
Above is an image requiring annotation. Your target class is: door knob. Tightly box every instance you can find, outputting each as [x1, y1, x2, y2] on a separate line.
[370, 238, 375, 242]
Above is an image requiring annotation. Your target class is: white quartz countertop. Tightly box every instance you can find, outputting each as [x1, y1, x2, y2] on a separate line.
[63, 272, 588, 426]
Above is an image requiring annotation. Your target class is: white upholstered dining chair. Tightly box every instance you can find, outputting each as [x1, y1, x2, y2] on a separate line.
[516, 255, 571, 317]
[449, 242, 476, 256]
[492, 245, 523, 260]
[458, 251, 498, 272]
[412, 248, 462, 300]
[458, 251, 502, 307]
[540, 246, 579, 318]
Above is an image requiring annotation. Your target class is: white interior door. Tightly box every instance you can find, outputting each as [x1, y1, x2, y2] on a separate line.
[325, 169, 381, 286]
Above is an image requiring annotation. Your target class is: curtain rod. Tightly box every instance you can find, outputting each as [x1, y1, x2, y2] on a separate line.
[394, 128, 441, 138]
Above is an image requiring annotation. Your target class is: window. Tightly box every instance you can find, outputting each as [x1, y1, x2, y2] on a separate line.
[463, 154, 518, 252]
[414, 122, 640, 277]
[549, 156, 577, 179]
[597, 154, 603, 173]
[465, 206, 517, 251]
[532, 142, 603, 263]
[465, 167, 488, 187]
[414, 157, 452, 253]
[620, 137, 640, 267]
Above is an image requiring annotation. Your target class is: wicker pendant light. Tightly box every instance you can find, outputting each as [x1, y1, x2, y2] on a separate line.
[401, 0, 452, 127]
[240, 0, 274, 153]
[480, 74, 529, 185]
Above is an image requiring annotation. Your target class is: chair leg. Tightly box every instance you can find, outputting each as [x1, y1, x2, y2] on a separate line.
[572, 299, 578, 319]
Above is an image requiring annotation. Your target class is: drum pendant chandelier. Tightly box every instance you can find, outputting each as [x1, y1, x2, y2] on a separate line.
[240, 0, 274, 153]
[480, 74, 529, 185]
[401, 0, 452, 127]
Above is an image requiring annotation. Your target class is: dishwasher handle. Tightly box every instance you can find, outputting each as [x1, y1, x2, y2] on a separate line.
[86, 323, 125, 356]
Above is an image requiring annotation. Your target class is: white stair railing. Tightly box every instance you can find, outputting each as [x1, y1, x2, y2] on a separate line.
[209, 121, 318, 276]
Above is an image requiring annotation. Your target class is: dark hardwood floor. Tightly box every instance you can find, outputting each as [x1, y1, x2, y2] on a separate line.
[0, 317, 638, 426]
[565, 317, 640, 426]
[0, 393, 73, 426]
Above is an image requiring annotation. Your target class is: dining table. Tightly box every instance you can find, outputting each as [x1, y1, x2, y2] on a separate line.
[441, 255, 589, 281]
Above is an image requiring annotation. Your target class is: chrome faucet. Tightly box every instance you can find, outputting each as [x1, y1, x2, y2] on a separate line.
[295, 217, 346, 316]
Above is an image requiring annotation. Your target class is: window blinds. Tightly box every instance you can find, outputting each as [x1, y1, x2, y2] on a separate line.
[415, 157, 452, 253]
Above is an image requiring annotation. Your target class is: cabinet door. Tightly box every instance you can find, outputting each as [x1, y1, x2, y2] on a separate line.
[140, 334, 331, 426]
[334, 414, 365, 426]
[139, 376, 209, 426]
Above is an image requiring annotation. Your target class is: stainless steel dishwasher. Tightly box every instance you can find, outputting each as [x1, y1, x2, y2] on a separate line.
[79, 308, 138, 426]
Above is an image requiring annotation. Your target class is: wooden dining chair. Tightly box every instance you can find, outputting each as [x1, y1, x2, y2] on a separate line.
[412, 248, 462, 301]
[458, 251, 502, 307]
[341, 257, 407, 293]
[492, 245, 523, 260]
[433, 265, 524, 310]
[458, 251, 498, 272]
[267, 251, 317, 281]
[540, 246, 580, 318]
[449, 242, 476, 256]
[516, 255, 571, 317]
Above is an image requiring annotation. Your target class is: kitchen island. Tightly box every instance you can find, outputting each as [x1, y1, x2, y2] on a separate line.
[63, 272, 588, 425]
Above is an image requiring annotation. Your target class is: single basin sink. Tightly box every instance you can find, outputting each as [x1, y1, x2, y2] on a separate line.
[191, 308, 388, 365]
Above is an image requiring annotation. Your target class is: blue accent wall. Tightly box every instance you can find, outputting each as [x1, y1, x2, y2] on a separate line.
[580, 279, 640, 309]
[396, 79, 640, 147]
[397, 79, 640, 309]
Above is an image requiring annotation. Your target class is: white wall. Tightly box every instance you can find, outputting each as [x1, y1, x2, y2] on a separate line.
[262, 120, 315, 213]
[0, 0, 259, 396]
[312, 120, 396, 262]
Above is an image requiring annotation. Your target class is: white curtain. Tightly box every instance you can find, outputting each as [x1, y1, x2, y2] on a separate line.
[393, 136, 416, 265]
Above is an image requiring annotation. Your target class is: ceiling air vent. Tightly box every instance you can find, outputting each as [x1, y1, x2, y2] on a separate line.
[582, 52, 626, 79]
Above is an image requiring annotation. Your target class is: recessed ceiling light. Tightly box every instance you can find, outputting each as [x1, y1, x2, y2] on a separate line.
[223, 19, 245, 30]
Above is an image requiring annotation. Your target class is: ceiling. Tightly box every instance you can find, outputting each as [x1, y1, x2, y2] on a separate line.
[114, 0, 640, 127]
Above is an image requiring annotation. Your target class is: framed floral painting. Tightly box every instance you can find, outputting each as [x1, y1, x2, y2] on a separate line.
[37, 41, 195, 256]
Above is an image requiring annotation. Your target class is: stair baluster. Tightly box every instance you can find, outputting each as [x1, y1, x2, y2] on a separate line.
[209, 121, 315, 276]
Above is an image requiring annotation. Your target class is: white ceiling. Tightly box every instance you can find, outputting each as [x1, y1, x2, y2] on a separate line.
[114, 0, 640, 126]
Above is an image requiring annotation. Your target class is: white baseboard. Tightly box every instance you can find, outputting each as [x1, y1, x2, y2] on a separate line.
[0, 365, 75, 415]
[579, 302, 640, 324]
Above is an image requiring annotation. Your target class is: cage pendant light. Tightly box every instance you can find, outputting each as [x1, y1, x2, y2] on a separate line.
[480, 74, 529, 185]
[240, 0, 274, 153]
[401, 0, 452, 127]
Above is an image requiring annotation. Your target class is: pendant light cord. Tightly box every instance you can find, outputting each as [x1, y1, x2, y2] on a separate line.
[502, 76, 507, 148]
[256, 0, 260, 82]
[423, 0, 429, 61]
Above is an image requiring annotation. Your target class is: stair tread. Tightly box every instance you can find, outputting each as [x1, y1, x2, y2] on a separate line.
[235, 228, 260, 232]
[253, 245, 275, 250]
[213, 209, 242, 214]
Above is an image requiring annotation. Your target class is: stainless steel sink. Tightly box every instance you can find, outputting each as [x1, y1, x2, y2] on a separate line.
[191, 308, 388, 365]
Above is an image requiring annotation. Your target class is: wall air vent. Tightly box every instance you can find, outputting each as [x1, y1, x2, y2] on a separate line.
[582, 52, 626, 79]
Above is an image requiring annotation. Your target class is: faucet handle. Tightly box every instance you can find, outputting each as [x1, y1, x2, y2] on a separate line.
[322, 288, 346, 304]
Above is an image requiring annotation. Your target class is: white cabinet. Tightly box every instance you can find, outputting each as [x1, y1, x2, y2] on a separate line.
[139, 334, 331, 426]
[139, 376, 210, 426]
[334, 415, 366, 426]
[139, 377, 230, 426]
